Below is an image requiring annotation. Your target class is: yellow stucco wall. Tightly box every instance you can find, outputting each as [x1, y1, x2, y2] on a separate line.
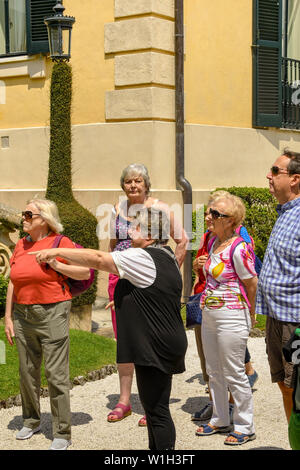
[0, 0, 254, 130]
[0, 0, 114, 129]
[2, 0, 300, 198]
[185, 0, 253, 127]
[67, 0, 114, 125]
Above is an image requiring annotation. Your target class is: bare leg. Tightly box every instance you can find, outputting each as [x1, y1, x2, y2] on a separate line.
[108, 363, 134, 420]
[278, 381, 294, 423]
[118, 363, 134, 405]
[245, 361, 255, 376]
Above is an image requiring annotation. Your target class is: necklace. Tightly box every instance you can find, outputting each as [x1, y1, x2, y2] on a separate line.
[215, 232, 237, 249]
[26, 231, 51, 242]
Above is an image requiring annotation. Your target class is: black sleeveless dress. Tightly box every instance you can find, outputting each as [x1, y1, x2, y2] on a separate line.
[114, 246, 187, 375]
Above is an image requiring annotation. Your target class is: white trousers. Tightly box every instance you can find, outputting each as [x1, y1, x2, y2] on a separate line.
[201, 306, 255, 435]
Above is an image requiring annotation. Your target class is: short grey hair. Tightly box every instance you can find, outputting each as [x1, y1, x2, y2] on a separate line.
[120, 163, 151, 195]
[135, 207, 170, 244]
[27, 197, 63, 233]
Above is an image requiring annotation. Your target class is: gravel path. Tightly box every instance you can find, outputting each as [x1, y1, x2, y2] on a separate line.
[0, 331, 291, 451]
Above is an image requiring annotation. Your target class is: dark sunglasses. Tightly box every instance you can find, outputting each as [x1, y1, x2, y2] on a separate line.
[21, 211, 41, 220]
[270, 166, 289, 176]
[209, 208, 230, 219]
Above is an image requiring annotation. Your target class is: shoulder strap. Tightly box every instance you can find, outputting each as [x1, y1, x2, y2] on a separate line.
[52, 234, 65, 248]
[147, 245, 181, 275]
[207, 235, 216, 253]
[203, 230, 211, 249]
[229, 237, 245, 265]
[45, 235, 65, 273]
[161, 246, 181, 272]
[229, 237, 251, 309]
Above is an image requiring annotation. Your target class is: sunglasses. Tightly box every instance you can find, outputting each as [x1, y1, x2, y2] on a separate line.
[270, 166, 289, 176]
[208, 208, 230, 220]
[21, 211, 41, 220]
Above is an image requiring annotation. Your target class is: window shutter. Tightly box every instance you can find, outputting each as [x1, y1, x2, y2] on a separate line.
[26, 0, 57, 54]
[253, 0, 283, 127]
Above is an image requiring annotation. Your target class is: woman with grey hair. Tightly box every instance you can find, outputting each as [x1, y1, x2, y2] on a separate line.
[30, 207, 188, 450]
[107, 163, 188, 427]
[4, 197, 90, 450]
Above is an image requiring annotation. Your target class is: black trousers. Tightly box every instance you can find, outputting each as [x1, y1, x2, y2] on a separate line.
[135, 365, 175, 450]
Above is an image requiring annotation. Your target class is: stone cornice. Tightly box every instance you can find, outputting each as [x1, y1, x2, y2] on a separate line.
[0, 55, 46, 79]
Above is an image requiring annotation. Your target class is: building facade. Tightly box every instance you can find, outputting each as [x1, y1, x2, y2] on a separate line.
[1, 1, 300, 278]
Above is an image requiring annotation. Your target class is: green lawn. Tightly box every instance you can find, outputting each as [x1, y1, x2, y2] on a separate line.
[255, 313, 267, 331]
[0, 324, 116, 401]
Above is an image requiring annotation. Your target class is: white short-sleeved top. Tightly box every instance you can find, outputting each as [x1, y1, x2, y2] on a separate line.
[111, 248, 156, 289]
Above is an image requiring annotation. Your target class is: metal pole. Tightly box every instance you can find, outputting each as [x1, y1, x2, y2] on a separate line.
[175, 0, 193, 300]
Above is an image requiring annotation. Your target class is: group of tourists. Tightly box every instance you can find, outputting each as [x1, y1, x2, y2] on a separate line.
[3, 149, 300, 450]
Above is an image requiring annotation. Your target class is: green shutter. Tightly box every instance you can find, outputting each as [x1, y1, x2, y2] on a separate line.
[253, 0, 283, 127]
[26, 0, 57, 54]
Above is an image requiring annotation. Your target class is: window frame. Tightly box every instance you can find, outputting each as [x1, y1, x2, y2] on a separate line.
[0, 0, 56, 59]
[0, 0, 27, 58]
[253, 0, 300, 130]
[252, 0, 283, 128]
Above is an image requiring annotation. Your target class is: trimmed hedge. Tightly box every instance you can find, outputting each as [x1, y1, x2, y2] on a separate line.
[52, 200, 99, 307]
[45, 62, 98, 307]
[0, 275, 9, 318]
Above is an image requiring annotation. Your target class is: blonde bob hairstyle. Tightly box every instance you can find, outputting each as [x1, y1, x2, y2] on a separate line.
[27, 197, 64, 234]
[210, 191, 246, 229]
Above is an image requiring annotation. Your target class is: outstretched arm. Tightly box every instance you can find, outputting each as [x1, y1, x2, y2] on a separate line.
[29, 248, 119, 276]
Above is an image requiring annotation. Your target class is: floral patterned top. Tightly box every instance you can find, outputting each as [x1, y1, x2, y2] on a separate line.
[110, 200, 132, 252]
[114, 214, 132, 252]
[200, 238, 256, 310]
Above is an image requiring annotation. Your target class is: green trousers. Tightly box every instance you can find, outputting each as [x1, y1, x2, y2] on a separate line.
[13, 301, 72, 440]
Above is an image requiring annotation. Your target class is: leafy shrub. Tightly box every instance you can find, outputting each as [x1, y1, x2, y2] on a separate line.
[0, 275, 9, 318]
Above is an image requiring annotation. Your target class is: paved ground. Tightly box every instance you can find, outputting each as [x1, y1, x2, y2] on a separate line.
[0, 308, 291, 451]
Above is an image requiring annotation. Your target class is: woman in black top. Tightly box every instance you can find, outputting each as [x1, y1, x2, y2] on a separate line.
[30, 207, 188, 450]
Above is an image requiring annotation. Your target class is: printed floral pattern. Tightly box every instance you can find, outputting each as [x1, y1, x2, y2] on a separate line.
[201, 240, 256, 310]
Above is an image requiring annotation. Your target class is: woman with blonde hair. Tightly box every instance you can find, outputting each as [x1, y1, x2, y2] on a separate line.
[191, 192, 258, 423]
[4, 197, 90, 450]
[30, 207, 188, 450]
[195, 192, 257, 445]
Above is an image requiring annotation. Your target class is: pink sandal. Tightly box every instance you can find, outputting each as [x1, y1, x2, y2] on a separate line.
[138, 415, 147, 427]
[107, 403, 132, 422]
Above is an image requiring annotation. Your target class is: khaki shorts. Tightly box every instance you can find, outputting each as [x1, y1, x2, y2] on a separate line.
[266, 316, 300, 388]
